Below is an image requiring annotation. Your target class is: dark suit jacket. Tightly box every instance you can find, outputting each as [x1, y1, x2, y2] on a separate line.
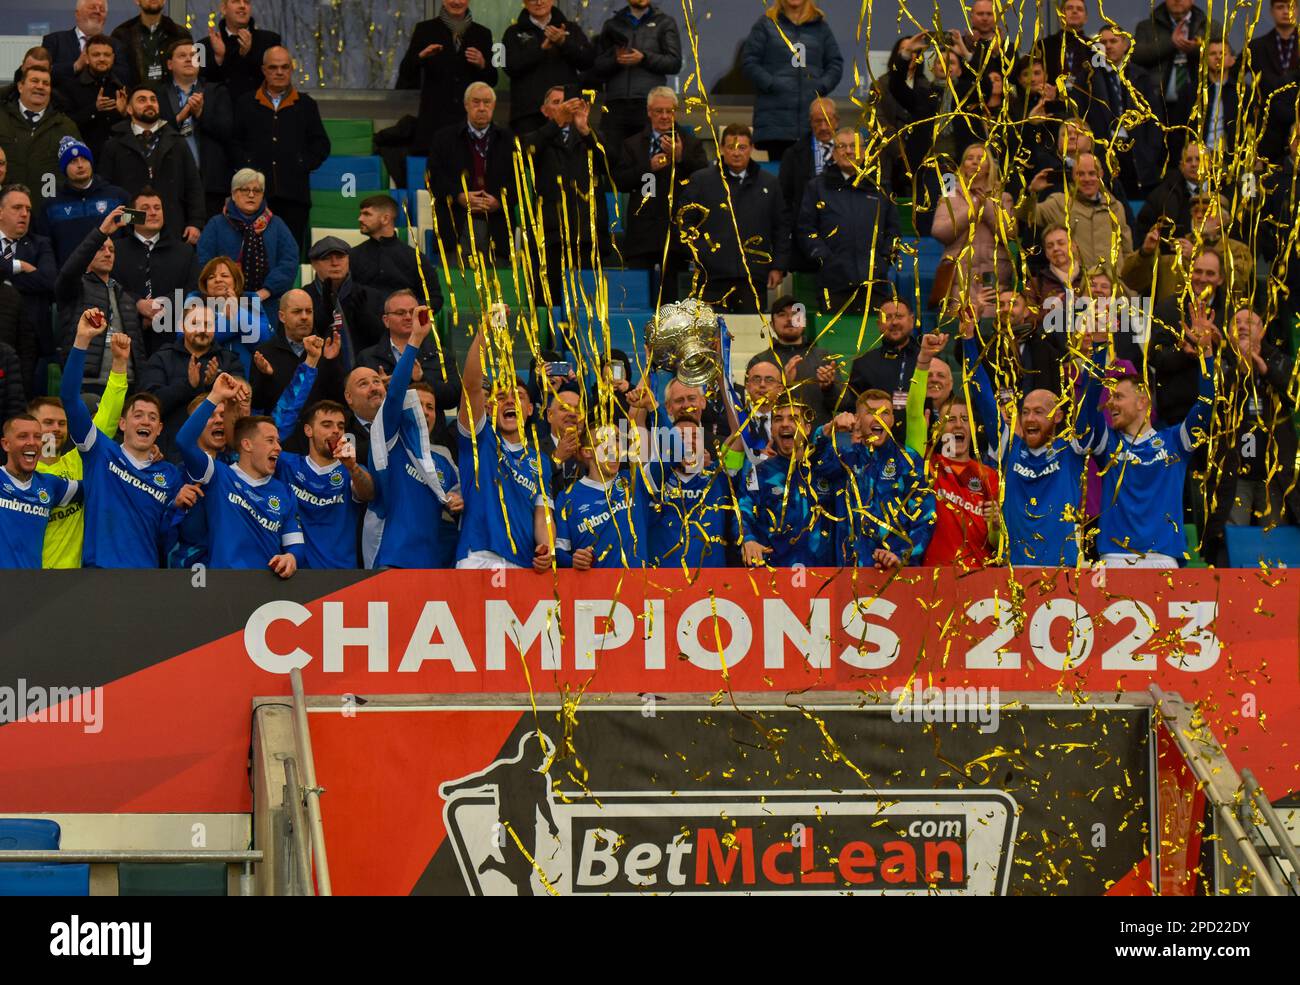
[304, 275, 387, 355]
[1085, 61, 1165, 196]
[97, 121, 206, 235]
[154, 78, 235, 199]
[521, 121, 610, 251]
[427, 121, 516, 263]
[613, 124, 708, 259]
[56, 68, 126, 159]
[110, 232, 200, 357]
[196, 18, 282, 103]
[1247, 29, 1300, 162]
[357, 336, 461, 416]
[41, 29, 130, 87]
[395, 19, 498, 154]
[0, 232, 58, 388]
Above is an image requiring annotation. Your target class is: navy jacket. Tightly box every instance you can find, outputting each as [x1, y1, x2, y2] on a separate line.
[41, 29, 129, 87]
[741, 11, 843, 143]
[680, 162, 790, 278]
[796, 169, 898, 295]
[36, 176, 130, 267]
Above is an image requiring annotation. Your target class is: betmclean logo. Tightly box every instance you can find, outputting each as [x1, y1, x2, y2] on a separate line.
[439, 739, 1018, 896]
[50, 916, 151, 965]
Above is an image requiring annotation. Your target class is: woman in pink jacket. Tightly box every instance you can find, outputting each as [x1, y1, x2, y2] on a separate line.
[930, 143, 1016, 315]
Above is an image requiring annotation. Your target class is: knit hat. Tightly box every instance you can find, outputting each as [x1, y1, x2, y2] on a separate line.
[58, 136, 93, 172]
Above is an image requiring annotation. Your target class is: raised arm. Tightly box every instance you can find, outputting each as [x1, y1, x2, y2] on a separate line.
[959, 332, 1001, 460]
[60, 309, 109, 446]
[459, 320, 489, 431]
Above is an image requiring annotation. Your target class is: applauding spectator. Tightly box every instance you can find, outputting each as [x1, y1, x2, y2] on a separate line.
[197, 0, 283, 103]
[55, 34, 126, 159]
[396, 0, 498, 156]
[155, 38, 236, 221]
[502, 0, 595, 136]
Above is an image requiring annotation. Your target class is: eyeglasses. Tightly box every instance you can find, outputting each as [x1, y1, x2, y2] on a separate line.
[234, 186, 264, 195]
[385, 307, 417, 318]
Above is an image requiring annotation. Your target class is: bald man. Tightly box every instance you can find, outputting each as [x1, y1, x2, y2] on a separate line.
[250, 289, 347, 451]
[232, 43, 331, 254]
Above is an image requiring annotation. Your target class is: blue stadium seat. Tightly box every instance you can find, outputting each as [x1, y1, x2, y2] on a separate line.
[757, 160, 781, 176]
[553, 307, 653, 373]
[1224, 525, 1300, 568]
[309, 155, 385, 192]
[0, 818, 89, 897]
[0, 818, 59, 849]
[407, 156, 429, 191]
[1127, 199, 1145, 222]
[573, 269, 652, 311]
[0, 864, 90, 896]
[606, 192, 624, 235]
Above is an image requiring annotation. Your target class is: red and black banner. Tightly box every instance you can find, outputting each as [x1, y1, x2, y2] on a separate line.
[0, 567, 1295, 894]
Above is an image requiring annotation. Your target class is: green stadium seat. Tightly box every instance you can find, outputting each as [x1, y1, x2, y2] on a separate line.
[897, 198, 915, 237]
[323, 118, 373, 156]
[1185, 522, 1205, 568]
[814, 312, 879, 362]
[117, 862, 228, 896]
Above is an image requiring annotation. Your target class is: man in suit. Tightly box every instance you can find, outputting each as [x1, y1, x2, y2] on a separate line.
[427, 82, 515, 267]
[110, 0, 190, 86]
[232, 46, 331, 256]
[0, 186, 59, 395]
[778, 96, 838, 274]
[1248, 0, 1300, 164]
[111, 187, 200, 357]
[97, 84, 204, 244]
[1132, 0, 1221, 167]
[155, 38, 234, 220]
[357, 288, 461, 414]
[0, 65, 81, 207]
[612, 85, 707, 301]
[55, 33, 127, 160]
[197, 0, 283, 103]
[521, 85, 611, 305]
[43, 0, 130, 88]
[250, 289, 347, 438]
[679, 123, 789, 313]
[1035, 0, 1096, 115]
[1135, 139, 1204, 242]
[1199, 40, 1242, 165]
[1087, 23, 1164, 198]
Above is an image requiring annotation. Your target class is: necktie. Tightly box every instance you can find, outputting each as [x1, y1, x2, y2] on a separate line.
[141, 129, 158, 156]
[1, 239, 12, 262]
[143, 241, 154, 299]
[1106, 70, 1123, 118]
[818, 142, 833, 174]
[23, 110, 37, 127]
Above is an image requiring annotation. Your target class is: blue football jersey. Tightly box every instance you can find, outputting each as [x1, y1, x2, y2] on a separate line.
[650, 462, 736, 569]
[63, 344, 183, 568]
[0, 468, 77, 568]
[555, 469, 652, 568]
[458, 416, 552, 567]
[276, 452, 363, 569]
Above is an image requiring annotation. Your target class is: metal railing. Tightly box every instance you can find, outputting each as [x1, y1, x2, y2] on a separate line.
[1150, 686, 1284, 896]
[1240, 767, 1300, 895]
[289, 667, 333, 896]
[0, 850, 261, 863]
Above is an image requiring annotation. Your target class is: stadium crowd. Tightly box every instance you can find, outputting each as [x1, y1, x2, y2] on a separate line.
[0, 0, 1297, 573]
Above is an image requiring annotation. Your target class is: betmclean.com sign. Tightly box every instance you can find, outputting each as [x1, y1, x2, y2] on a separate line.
[0, 568, 1294, 819]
